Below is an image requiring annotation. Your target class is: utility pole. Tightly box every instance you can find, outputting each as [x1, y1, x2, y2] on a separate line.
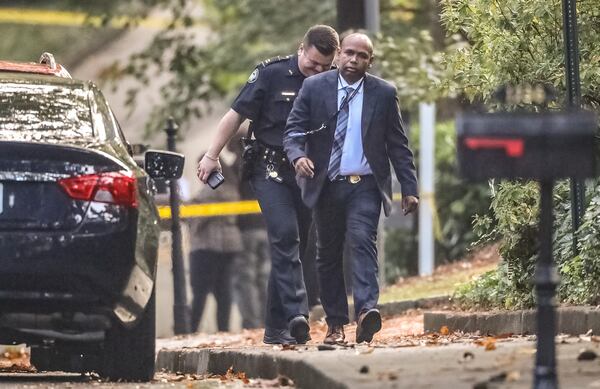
[418, 103, 435, 276]
[336, 0, 365, 32]
[165, 117, 190, 335]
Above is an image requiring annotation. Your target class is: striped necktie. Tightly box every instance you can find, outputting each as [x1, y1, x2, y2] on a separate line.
[328, 86, 354, 180]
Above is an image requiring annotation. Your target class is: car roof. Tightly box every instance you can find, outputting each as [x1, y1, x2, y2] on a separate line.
[0, 53, 87, 87]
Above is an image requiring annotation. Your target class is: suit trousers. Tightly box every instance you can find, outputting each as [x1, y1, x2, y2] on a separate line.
[314, 176, 382, 326]
[249, 161, 311, 330]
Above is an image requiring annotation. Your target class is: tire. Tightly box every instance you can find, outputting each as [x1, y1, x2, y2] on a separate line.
[99, 289, 156, 382]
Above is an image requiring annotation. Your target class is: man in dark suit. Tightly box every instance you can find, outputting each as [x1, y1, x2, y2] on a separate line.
[283, 33, 418, 344]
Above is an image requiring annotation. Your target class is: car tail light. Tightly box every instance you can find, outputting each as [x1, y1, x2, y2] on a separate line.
[59, 172, 138, 207]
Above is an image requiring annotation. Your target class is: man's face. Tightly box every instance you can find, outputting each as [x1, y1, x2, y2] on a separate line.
[337, 35, 373, 83]
[298, 44, 335, 77]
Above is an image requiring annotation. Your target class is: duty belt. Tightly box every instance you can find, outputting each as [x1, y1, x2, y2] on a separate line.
[257, 143, 289, 165]
[256, 142, 289, 183]
[331, 174, 365, 184]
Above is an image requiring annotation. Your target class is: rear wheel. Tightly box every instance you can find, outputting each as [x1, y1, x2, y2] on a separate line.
[100, 289, 156, 381]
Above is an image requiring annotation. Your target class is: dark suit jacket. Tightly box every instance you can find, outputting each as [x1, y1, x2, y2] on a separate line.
[283, 69, 418, 216]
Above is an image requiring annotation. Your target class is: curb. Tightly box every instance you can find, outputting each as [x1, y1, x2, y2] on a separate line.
[156, 348, 346, 389]
[424, 306, 600, 335]
[309, 295, 451, 323]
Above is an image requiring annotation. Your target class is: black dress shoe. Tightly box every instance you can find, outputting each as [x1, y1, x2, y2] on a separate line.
[356, 308, 382, 343]
[263, 327, 296, 345]
[323, 324, 346, 345]
[288, 315, 311, 344]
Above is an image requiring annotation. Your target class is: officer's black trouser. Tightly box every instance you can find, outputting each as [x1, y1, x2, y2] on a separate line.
[249, 160, 311, 330]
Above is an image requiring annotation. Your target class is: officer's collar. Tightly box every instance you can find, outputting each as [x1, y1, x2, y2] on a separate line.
[287, 55, 302, 77]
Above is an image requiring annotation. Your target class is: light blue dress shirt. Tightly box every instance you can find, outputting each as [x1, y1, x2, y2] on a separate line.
[338, 76, 373, 176]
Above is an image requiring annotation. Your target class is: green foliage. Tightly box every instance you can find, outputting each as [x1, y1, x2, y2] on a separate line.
[456, 179, 600, 309]
[0, 24, 121, 67]
[0, 1, 126, 67]
[103, 0, 336, 135]
[558, 182, 600, 304]
[376, 30, 446, 109]
[455, 181, 539, 308]
[443, 0, 600, 309]
[104, 0, 458, 134]
[385, 224, 417, 281]
[384, 121, 491, 282]
[440, 0, 600, 110]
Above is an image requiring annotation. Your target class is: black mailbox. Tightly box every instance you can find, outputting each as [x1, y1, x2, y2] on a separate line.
[457, 111, 597, 180]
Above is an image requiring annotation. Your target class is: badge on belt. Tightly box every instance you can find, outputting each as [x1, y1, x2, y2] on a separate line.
[349, 175, 361, 184]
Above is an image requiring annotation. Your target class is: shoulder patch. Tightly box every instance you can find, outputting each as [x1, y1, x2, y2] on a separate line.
[248, 68, 259, 84]
[259, 54, 292, 68]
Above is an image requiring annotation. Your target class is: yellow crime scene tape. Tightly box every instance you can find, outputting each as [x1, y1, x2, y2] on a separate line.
[0, 8, 171, 29]
[158, 200, 261, 219]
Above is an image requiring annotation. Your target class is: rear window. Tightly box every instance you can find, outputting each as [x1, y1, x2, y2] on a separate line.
[0, 82, 93, 142]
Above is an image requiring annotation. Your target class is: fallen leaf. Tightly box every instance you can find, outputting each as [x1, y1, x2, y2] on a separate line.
[474, 337, 496, 351]
[440, 326, 450, 335]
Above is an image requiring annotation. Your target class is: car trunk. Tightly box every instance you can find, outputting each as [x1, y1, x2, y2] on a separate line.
[0, 141, 124, 231]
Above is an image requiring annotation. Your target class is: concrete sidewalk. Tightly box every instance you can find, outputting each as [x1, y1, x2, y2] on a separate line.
[156, 336, 600, 388]
[155, 298, 600, 387]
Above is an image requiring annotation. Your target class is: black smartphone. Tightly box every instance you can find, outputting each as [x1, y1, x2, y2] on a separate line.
[207, 171, 225, 190]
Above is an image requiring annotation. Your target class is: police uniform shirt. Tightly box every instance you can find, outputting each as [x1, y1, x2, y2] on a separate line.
[231, 55, 304, 148]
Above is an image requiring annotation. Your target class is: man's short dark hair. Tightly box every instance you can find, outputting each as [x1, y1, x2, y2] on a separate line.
[303, 25, 339, 56]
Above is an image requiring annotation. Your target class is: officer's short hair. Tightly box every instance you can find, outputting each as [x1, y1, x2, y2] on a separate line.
[303, 25, 339, 56]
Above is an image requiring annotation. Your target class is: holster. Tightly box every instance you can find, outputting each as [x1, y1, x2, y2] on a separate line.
[240, 137, 258, 180]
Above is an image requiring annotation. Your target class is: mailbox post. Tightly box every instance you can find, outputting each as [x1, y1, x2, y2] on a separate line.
[165, 118, 190, 335]
[457, 110, 597, 389]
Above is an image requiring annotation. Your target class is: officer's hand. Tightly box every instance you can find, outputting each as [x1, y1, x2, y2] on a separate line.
[197, 155, 222, 184]
[402, 196, 419, 215]
[294, 157, 315, 178]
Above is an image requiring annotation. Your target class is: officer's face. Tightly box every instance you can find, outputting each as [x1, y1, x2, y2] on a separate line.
[298, 44, 335, 77]
[337, 34, 374, 84]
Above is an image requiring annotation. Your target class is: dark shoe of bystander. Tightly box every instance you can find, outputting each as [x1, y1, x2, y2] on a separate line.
[323, 324, 346, 345]
[356, 309, 382, 343]
[288, 315, 311, 344]
[263, 327, 297, 345]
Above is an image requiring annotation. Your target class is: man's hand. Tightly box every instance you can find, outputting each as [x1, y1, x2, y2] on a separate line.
[197, 155, 222, 183]
[294, 157, 315, 178]
[402, 195, 419, 215]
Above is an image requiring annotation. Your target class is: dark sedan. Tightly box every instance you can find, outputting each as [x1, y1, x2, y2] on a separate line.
[0, 55, 184, 381]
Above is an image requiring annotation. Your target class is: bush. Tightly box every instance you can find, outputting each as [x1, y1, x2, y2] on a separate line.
[455, 179, 600, 309]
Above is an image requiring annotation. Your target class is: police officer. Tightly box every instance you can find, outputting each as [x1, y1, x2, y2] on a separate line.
[197, 25, 339, 344]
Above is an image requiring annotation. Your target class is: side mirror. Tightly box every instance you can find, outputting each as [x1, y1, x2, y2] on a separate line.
[144, 150, 185, 179]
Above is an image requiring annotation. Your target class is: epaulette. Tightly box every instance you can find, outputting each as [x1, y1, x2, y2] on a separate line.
[258, 55, 292, 68]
